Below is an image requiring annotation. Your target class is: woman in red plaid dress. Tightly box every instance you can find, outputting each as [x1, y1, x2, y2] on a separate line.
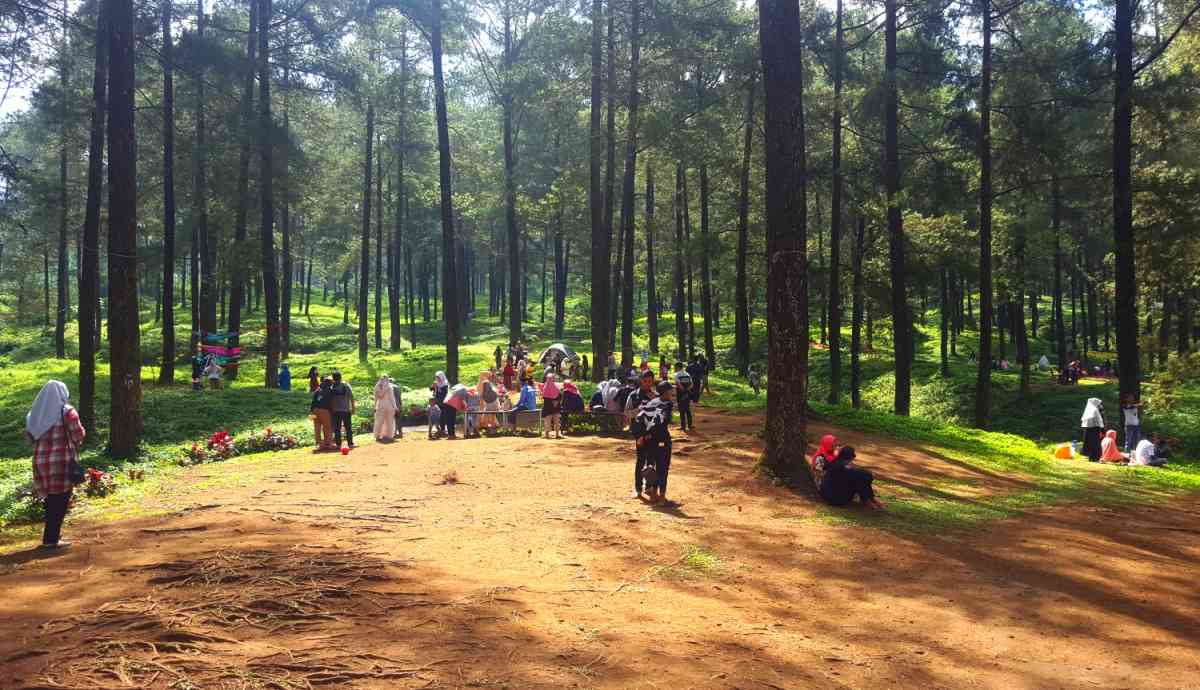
[26, 380, 86, 550]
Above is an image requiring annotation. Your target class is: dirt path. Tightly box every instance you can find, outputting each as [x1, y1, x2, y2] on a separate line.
[2, 410, 1198, 689]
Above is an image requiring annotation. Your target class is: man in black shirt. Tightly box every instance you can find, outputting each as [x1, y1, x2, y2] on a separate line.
[626, 370, 657, 499]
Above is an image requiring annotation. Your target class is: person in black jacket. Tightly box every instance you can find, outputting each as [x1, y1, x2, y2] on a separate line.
[627, 371, 658, 499]
[309, 377, 334, 450]
[816, 445, 883, 509]
[632, 381, 675, 504]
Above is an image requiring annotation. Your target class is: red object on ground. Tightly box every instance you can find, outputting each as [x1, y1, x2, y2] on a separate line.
[340, 445, 350, 456]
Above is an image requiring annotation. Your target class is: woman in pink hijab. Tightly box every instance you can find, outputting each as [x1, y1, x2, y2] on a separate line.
[1100, 429, 1127, 463]
[541, 373, 563, 439]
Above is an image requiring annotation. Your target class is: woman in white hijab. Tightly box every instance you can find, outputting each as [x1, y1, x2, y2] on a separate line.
[373, 376, 399, 442]
[1080, 398, 1105, 462]
[26, 380, 87, 549]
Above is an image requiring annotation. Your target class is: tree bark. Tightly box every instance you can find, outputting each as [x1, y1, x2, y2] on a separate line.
[759, 0, 810, 479]
[1113, 0, 1139, 399]
[432, 0, 460, 382]
[55, 0, 69, 359]
[227, 0, 255, 379]
[605, 7, 619, 337]
[674, 162, 687, 362]
[884, 0, 911, 415]
[107, 0, 142, 458]
[1053, 177, 1067, 376]
[974, 0, 993, 428]
[852, 216, 865, 408]
[281, 55, 293, 360]
[374, 128, 383, 350]
[645, 159, 657, 354]
[826, 0, 845, 401]
[390, 28, 407, 351]
[503, 2, 521, 344]
[193, 0, 212, 337]
[682, 171, 696, 357]
[358, 76, 374, 362]
[159, 0, 176, 383]
[589, 0, 609, 382]
[735, 76, 755, 376]
[699, 164, 715, 367]
[79, 0, 107, 432]
[618, 0, 641, 367]
[258, 0, 280, 387]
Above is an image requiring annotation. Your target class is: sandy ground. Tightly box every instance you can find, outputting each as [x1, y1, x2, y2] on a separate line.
[2, 409, 1198, 690]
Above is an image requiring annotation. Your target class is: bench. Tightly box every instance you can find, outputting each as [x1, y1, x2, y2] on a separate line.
[512, 410, 542, 434]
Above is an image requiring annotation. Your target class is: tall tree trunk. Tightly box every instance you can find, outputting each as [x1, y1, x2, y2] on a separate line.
[674, 162, 687, 362]
[55, 0, 69, 359]
[159, 0, 176, 383]
[699, 164, 715, 367]
[828, 0, 844, 402]
[605, 7, 619, 337]
[1113, 0, 1139, 399]
[193, 0, 210, 337]
[258, 0, 280, 388]
[406, 243, 416, 347]
[1053, 177, 1067, 374]
[1178, 288, 1191, 354]
[1014, 223, 1031, 397]
[281, 56, 293, 359]
[618, 0, 641, 367]
[432, 0, 459, 382]
[390, 28, 407, 351]
[227, 0, 255, 378]
[851, 216, 865, 408]
[973, 0, 994, 427]
[682, 171, 696, 358]
[589, 0, 609, 382]
[884, 0, 911, 416]
[734, 76, 755, 376]
[374, 129, 383, 350]
[645, 159, 657, 354]
[358, 74, 374, 362]
[502, 3, 521, 344]
[107, 0, 141, 458]
[79, 0, 107, 432]
[940, 266, 950, 375]
[759, 0, 810, 479]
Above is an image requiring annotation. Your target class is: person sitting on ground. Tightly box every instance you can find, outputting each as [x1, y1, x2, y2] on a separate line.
[1131, 433, 1169, 467]
[541, 373, 564, 439]
[1100, 429, 1127, 464]
[589, 382, 606, 411]
[999, 359, 1010, 371]
[631, 381, 675, 504]
[373, 375, 399, 442]
[1080, 397, 1105, 462]
[811, 436, 883, 509]
[308, 366, 321, 393]
[309, 377, 334, 451]
[615, 373, 639, 423]
[26, 380, 87, 550]
[516, 378, 539, 412]
[203, 357, 224, 390]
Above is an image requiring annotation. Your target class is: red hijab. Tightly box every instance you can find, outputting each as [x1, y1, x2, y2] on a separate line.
[812, 434, 837, 468]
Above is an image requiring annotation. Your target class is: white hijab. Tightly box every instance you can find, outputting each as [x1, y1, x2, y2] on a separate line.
[374, 376, 393, 401]
[434, 371, 448, 388]
[1081, 398, 1104, 428]
[27, 380, 71, 441]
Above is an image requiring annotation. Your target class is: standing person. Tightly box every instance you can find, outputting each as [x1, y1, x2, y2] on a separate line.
[494, 344, 504, 371]
[307, 366, 320, 393]
[203, 357, 224, 390]
[542, 373, 564, 439]
[626, 370, 658, 498]
[607, 351, 618, 380]
[1080, 397, 1105, 462]
[631, 382, 675, 504]
[26, 380, 86, 550]
[330, 371, 356, 449]
[479, 373, 501, 434]
[659, 358, 670, 383]
[675, 363, 694, 432]
[1121, 394, 1142, 453]
[309, 377, 335, 450]
[190, 345, 206, 391]
[686, 358, 705, 404]
[503, 358, 516, 390]
[373, 375, 399, 442]
[432, 371, 451, 438]
[699, 355, 713, 394]
[581, 355, 590, 382]
[389, 376, 405, 438]
[443, 384, 466, 439]
[748, 364, 761, 397]
[516, 358, 528, 383]
[517, 377, 539, 411]
[279, 363, 292, 391]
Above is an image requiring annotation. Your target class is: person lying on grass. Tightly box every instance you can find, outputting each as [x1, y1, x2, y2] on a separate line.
[811, 435, 884, 510]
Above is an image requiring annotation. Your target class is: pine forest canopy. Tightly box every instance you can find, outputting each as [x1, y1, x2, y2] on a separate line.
[0, 0, 1198, 470]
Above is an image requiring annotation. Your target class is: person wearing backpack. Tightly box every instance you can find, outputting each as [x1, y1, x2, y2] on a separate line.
[329, 371, 356, 450]
[673, 362, 694, 432]
[626, 371, 658, 499]
[26, 380, 87, 550]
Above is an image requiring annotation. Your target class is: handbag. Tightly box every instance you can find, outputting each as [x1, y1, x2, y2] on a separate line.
[63, 407, 86, 486]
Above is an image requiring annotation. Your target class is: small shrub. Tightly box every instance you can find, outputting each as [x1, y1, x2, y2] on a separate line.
[83, 468, 117, 498]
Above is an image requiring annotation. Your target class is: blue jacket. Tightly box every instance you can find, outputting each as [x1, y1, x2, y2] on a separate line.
[516, 385, 538, 411]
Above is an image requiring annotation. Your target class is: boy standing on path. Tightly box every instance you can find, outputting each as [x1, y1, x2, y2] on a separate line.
[330, 371, 356, 449]
[633, 382, 676, 504]
[627, 370, 658, 499]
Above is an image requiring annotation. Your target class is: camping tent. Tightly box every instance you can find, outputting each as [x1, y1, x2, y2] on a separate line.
[537, 343, 579, 366]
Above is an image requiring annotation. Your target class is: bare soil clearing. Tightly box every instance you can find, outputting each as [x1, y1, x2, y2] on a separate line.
[2, 410, 1198, 689]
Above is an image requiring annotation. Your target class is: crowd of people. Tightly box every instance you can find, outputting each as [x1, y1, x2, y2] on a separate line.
[1078, 395, 1170, 466]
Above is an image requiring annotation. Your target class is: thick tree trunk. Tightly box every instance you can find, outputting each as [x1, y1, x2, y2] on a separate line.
[1113, 0, 1139, 399]
[759, 0, 810, 479]
[193, 0, 211, 337]
[107, 0, 142, 458]
[159, 0, 176, 383]
[227, 0, 255, 377]
[502, 6, 521, 345]
[618, 0, 641, 367]
[674, 163, 687, 362]
[358, 90, 374, 362]
[682, 171, 696, 357]
[55, 0, 69, 359]
[605, 9, 619, 337]
[1053, 177, 1067, 375]
[374, 129, 383, 350]
[851, 217, 864, 408]
[974, 0, 993, 428]
[827, 0, 845, 402]
[281, 59, 293, 360]
[884, 0, 910, 416]
[645, 160, 657, 354]
[589, 0, 609, 382]
[699, 164, 715, 367]
[79, 0, 107, 432]
[432, 0, 460, 382]
[390, 30, 407, 351]
[258, 0, 280, 388]
[735, 77, 755, 376]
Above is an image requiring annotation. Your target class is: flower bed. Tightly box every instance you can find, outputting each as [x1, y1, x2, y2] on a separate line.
[181, 428, 301, 466]
[83, 468, 118, 498]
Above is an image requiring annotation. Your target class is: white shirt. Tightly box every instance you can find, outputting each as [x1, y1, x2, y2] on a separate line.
[1132, 439, 1155, 466]
[1122, 406, 1139, 426]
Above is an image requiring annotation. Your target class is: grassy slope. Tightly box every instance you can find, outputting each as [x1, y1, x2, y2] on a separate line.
[1, 292, 1197, 529]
